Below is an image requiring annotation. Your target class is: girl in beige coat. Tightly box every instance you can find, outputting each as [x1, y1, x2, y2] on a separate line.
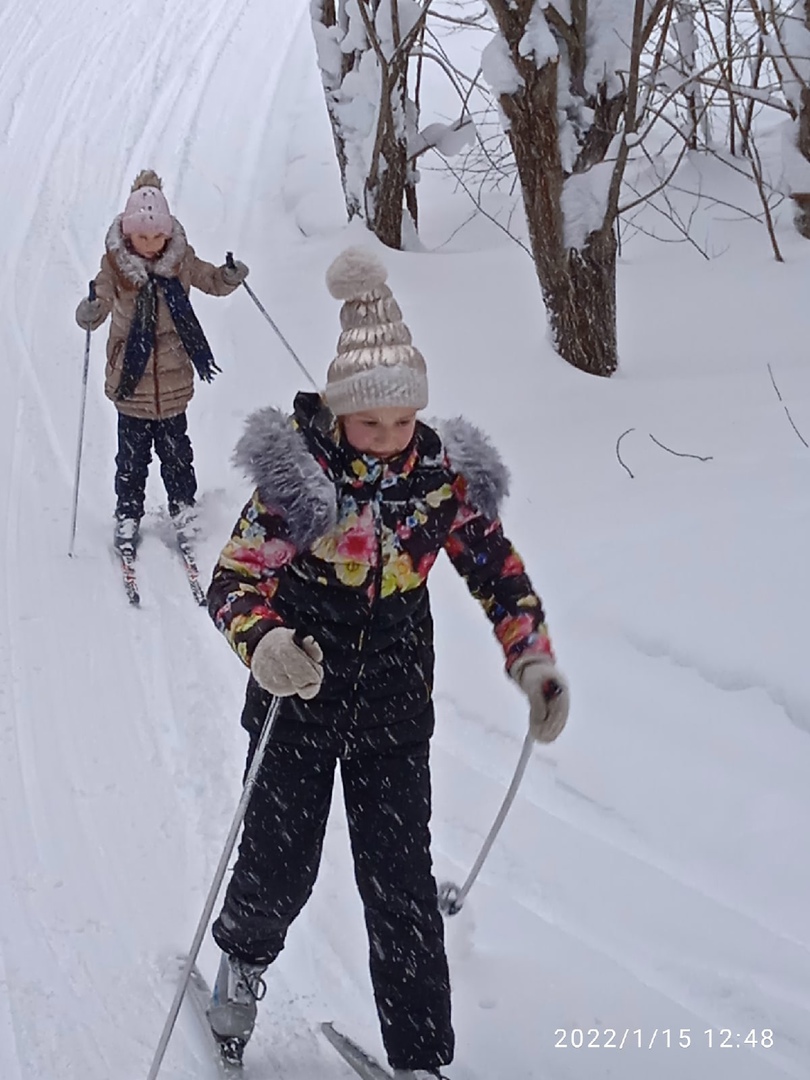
[75, 170, 248, 550]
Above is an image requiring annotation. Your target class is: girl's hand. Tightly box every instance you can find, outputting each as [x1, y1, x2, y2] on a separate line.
[222, 258, 249, 287]
[75, 295, 107, 331]
[251, 627, 324, 699]
[511, 655, 570, 743]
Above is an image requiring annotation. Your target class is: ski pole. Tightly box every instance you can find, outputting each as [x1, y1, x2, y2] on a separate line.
[146, 691, 284, 1080]
[226, 252, 318, 390]
[68, 281, 96, 558]
[438, 681, 563, 917]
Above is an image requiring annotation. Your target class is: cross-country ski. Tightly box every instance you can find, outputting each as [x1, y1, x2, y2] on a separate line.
[116, 544, 140, 606]
[320, 1022, 395, 1080]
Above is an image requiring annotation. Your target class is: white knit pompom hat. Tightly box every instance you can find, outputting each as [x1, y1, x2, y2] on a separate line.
[322, 247, 428, 416]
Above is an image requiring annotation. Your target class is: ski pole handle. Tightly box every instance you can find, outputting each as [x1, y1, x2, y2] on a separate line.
[225, 251, 236, 271]
[88, 280, 96, 301]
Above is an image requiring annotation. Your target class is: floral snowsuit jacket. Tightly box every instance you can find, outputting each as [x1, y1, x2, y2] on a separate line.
[207, 393, 554, 751]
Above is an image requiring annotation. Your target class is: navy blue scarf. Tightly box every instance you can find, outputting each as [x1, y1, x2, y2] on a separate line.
[117, 274, 221, 402]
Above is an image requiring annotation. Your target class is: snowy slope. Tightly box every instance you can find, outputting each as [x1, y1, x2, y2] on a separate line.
[0, 2, 809, 1080]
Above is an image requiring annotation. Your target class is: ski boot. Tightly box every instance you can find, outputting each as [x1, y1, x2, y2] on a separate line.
[170, 501, 198, 543]
[207, 952, 267, 1065]
[113, 515, 140, 556]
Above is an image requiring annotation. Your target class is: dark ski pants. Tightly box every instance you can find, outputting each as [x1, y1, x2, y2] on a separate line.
[114, 411, 196, 520]
[212, 737, 454, 1072]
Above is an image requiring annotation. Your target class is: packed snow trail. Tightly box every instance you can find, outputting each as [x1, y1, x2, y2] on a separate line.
[0, 1, 809, 1079]
[0, 2, 344, 1077]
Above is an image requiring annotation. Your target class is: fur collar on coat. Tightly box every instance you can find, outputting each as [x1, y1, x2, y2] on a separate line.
[233, 393, 510, 550]
[104, 215, 189, 287]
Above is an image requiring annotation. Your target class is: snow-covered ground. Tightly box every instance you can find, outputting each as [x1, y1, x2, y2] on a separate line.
[0, 2, 809, 1079]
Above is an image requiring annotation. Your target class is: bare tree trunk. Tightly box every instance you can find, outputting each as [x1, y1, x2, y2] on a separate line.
[740, 32, 765, 155]
[367, 71, 412, 247]
[674, 1, 704, 150]
[546, 235, 619, 377]
[312, 0, 362, 220]
[365, 64, 411, 247]
[798, 0, 810, 160]
[497, 58, 618, 376]
[798, 86, 810, 159]
[725, 0, 737, 154]
[312, 0, 425, 248]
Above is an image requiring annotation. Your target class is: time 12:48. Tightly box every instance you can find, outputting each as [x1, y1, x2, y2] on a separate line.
[705, 1029, 773, 1048]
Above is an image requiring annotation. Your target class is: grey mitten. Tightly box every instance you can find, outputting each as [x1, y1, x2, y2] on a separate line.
[251, 627, 324, 699]
[222, 259, 249, 287]
[75, 295, 107, 331]
[511, 654, 570, 743]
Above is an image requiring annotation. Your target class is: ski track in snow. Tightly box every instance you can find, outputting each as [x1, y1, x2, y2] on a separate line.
[0, 2, 345, 1078]
[429, 701, 810, 1079]
[0, 1, 808, 1079]
[624, 628, 810, 734]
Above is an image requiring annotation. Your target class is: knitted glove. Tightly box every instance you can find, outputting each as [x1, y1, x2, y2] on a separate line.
[75, 296, 107, 331]
[251, 627, 323, 700]
[511, 654, 570, 744]
[222, 259, 249, 287]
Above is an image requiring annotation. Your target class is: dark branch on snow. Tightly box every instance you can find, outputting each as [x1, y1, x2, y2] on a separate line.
[648, 434, 713, 462]
[767, 363, 809, 448]
[616, 427, 636, 478]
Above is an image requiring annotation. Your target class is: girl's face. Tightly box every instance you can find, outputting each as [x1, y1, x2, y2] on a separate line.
[341, 407, 418, 460]
[130, 231, 169, 258]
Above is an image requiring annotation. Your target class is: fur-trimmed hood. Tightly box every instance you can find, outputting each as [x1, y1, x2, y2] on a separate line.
[233, 397, 510, 549]
[432, 416, 509, 520]
[104, 214, 189, 287]
[234, 405, 338, 550]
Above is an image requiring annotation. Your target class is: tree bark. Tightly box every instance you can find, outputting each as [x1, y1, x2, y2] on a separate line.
[364, 61, 412, 248]
[311, 1, 362, 221]
[497, 56, 618, 376]
[799, 84, 810, 163]
[546, 234, 618, 377]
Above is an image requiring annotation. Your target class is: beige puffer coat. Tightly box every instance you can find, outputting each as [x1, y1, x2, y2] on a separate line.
[88, 216, 238, 420]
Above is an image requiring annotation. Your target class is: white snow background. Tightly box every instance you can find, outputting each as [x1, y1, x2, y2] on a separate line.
[0, 1, 808, 1079]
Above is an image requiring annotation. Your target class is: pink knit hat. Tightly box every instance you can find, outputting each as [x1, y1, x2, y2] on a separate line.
[121, 169, 173, 237]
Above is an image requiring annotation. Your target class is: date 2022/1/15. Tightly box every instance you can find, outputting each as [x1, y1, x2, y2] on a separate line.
[554, 1028, 774, 1050]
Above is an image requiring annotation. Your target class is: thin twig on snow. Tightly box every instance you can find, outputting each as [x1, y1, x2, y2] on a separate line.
[616, 428, 636, 478]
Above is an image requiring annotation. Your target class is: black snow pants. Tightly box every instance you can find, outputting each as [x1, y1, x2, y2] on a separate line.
[114, 411, 196, 519]
[212, 736, 454, 1073]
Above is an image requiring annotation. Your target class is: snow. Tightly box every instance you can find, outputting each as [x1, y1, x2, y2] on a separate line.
[411, 120, 476, 160]
[561, 155, 616, 248]
[481, 34, 524, 98]
[769, 13, 810, 116]
[1, 1, 809, 1080]
[374, 0, 425, 57]
[518, 3, 559, 69]
[584, 0, 638, 97]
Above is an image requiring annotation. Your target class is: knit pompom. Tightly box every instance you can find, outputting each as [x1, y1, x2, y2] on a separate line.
[326, 247, 388, 301]
[131, 169, 163, 192]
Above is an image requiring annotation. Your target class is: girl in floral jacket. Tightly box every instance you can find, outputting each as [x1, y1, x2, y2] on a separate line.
[205, 247, 569, 1080]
